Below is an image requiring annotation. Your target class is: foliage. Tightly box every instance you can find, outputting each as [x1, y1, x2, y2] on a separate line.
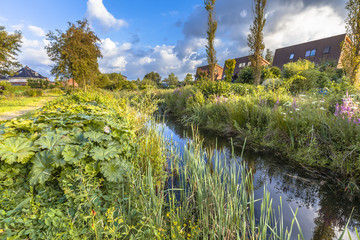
[25, 89, 43, 97]
[163, 72, 179, 88]
[144, 72, 161, 85]
[45, 19, 102, 91]
[262, 66, 281, 80]
[204, 0, 218, 81]
[183, 73, 194, 85]
[0, 26, 22, 75]
[265, 48, 274, 64]
[342, 0, 360, 85]
[27, 79, 49, 89]
[248, 0, 267, 85]
[236, 66, 254, 84]
[282, 59, 315, 79]
[224, 59, 236, 82]
[196, 80, 231, 97]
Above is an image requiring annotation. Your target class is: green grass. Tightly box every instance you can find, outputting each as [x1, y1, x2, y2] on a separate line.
[0, 93, 62, 114]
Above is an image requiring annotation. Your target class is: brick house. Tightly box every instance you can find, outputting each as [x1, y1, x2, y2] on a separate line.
[195, 64, 224, 81]
[272, 34, 350, 69]
[222, 55, 270, 80]
[61, 78, 79, 88]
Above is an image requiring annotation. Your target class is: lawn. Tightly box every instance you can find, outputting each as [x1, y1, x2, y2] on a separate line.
[0, 93, 62, 118]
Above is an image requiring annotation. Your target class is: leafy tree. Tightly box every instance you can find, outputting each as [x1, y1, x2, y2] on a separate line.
[195, 69, 209, 81]
[163, 73, 179, 87]
[224, 59, 236, 82]
[45, 19, 102, 91]
[144, 72, 161, 85]
[248, 0, 267, 86]
[341, 0, 360, 86]
[0, 26, 22, 75]
[265, 49, 273, 64]
[204, 0, 218, 81]
[184, 73, 194, 85]
[27, 79, 50, 89]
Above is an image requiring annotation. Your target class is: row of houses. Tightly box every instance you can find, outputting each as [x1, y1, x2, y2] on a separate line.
[196, 33, 349, 81]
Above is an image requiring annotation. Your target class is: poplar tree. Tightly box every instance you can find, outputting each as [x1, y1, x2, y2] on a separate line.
[247, 0, 267, 86]
[46, 19, 102, 91]
[205, 0, 217, 82]
[0, 26, 22, 75]
[224, 59, 236, 82]
[342, 0, 360, 86]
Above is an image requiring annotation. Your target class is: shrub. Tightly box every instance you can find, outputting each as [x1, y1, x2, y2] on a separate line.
[25, 89, 43, 97]
[196, 80, 231, 97]
[235, 66, 254, 84]
[282, 59, 315, 79]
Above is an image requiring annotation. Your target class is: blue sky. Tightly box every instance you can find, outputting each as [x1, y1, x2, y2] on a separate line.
[0, 0, 347, 80]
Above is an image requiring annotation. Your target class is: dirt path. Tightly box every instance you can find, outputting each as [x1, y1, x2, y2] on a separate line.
[0, 96, 57, 121]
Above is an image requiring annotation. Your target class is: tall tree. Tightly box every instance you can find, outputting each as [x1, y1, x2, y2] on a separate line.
[224, 59, 236, 82]
[342, 0, 360, 86]
[0, 26, 22, 75]
[45, 19, 102, 91]
[248, 0, 267, 86]
[205, 0, 218, 82]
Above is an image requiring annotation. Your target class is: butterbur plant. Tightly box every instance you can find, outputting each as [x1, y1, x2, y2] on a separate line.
[335, 92, 360, 125]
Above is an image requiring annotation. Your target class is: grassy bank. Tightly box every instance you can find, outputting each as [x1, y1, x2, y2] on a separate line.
[117, 81, 360, 192]
[0, 91, 327, 239]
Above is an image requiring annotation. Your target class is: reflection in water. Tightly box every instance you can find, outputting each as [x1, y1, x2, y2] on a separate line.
[159, 117, 360, 240]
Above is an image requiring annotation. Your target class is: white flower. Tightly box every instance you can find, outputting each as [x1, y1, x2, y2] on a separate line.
[104, 126, 111, 134]
[319, 107, 326, 110]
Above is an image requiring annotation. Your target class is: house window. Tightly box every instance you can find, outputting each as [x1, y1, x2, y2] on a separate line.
[289, 54, 294, 60]
[310, 49, 316, 56]
[247, 62, 251, 66]
[305, 51, 311, 57]
[323, 46, 330, 54]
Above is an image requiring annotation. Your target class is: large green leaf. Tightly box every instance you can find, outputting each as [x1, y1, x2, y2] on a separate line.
[84, 131, 111, 143]
[100, 157, 131, 183]
[0, 137, 35, 164]
[35, 132, 64, 150]
[30, 151, 54, 185]
[62, 145, 86, 164]
[90, 146, 118, 161]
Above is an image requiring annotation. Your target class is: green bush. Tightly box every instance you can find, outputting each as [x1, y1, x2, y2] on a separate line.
[196, 80, 231, 97]
[25, 88, 43, 97]
[235, 66, 254, 84]
[282, 59, 315, 79]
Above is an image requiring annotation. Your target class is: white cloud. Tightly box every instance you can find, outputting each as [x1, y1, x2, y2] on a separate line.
[240, 10, 247, 18]
[138, 57, 155, 65]
[28, 25, 45, 37]
[87, 0, 128, 30]
[10, 24, 24, 31]
[265, 5, 345, 51]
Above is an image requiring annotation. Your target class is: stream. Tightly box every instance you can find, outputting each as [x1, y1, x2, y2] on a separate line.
[157, 116, 360, 240]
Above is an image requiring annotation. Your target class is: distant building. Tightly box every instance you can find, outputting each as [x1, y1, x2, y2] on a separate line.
[61, 78, 79, 88]
[272, 34, 349, 69]
[195, 64, 224, 81]
[222, 55, 270, 81]
[7, 66, 48, 86]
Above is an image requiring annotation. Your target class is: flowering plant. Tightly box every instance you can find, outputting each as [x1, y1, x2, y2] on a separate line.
[335, 92, 360, 124]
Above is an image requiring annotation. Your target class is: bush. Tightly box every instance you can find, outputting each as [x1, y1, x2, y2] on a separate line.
[282, 59, 315, 79]
[235, 66, 254, 84]
[25, 89, 43, 97]
[196, 80, 231, 97]
[262, 66, 281, 80]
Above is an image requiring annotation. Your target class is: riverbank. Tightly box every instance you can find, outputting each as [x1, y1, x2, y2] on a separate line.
[117, 83, 360, 193]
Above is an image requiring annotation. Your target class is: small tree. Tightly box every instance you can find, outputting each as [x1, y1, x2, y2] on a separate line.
[144, 72, 161, 85]
[248, 0, 267, 86]
[204, 0, 218, 81]
[184, 73, 194, 85]
[265, 49, 273, 65]
[0, 26, 22, 75]
[224, 59, 236, 82]
[163, 73, 179, 88]
[341, 0, 360, 86]
[45, 19, 102, 92]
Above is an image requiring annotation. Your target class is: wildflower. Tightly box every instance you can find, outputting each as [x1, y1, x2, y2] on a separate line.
[319, 107, 326, 111]
[104, 126, 111, 133]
